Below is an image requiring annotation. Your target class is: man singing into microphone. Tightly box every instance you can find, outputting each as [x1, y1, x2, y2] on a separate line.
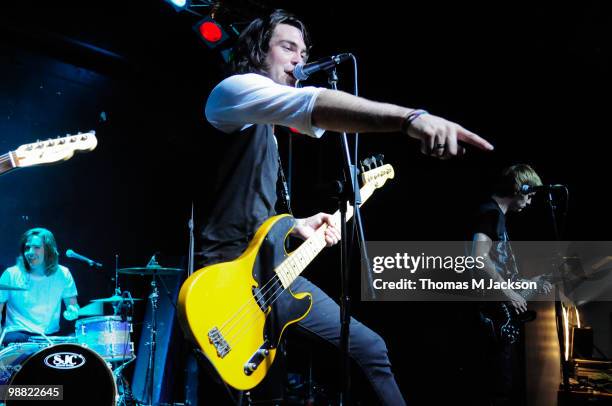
[0, 228, 79, 345]
[201, 9, 494, 404]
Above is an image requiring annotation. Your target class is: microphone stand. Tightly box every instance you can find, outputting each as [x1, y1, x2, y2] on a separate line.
[545, 189, 571, 390]
[546, 190, 560, 241]
[326, 66, 374, 405]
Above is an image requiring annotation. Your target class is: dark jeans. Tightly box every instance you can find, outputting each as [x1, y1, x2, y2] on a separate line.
[2, 330, 38, 345]
[291, 276, 406, 406]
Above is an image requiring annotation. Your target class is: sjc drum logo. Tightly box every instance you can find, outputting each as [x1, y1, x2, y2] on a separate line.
[44, 352, 86, 369]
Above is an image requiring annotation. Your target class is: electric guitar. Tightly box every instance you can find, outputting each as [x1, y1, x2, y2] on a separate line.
[484, 274, 554, 344]
[0, 131, 97, 176]
[178, 156, 394, 390]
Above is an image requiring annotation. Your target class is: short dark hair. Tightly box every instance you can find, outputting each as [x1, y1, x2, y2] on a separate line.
[230, 9, 311, 75]
[493, 164, 543, 197]
[18, 227, 60, 276]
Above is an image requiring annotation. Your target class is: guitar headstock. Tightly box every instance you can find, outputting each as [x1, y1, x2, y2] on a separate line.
[360, 154, 395, 189]
[13, 131, 98, 168]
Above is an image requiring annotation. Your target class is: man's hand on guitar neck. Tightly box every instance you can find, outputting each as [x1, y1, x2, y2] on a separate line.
[292, 213, 341, 247]
[504, 289, 528, 314]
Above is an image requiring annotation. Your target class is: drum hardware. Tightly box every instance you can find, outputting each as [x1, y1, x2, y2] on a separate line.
[113, 356, 137, 406]
[0, 343, 117, 405]
[145, 255, 161, 406]
[75, 316, 135, 362]
[119, 255, 184, 406]
[117, 265, 183, 276]
[107, 253, 138, 406]
[91, 295, 143, 303]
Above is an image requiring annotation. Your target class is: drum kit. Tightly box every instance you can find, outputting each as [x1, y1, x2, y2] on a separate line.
[0, 259, 183, 406]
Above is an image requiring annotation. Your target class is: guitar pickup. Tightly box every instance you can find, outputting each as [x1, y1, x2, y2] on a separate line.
[243, 340, 271, 376]
[208, 327, 231, 358]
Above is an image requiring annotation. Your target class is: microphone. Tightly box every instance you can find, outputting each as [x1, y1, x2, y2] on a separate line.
[520, 184, 566, 194]
[66, 249, 103, 268]
[293, 53, 352, 80]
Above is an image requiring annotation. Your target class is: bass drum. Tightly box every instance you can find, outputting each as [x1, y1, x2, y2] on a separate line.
[0, 343, 116, 406]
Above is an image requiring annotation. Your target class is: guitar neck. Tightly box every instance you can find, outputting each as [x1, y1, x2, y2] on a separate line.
[274, 182, 377, 288]
[0, 152, 16, 176]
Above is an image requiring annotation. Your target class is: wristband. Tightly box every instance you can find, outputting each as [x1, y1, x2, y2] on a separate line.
[401, 109, 428, 134]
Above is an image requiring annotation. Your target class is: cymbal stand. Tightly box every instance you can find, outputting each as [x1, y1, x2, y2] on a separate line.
[113, 254, 121, 316]
[143, 258, 160, 406]
[114, 357, 137, 406]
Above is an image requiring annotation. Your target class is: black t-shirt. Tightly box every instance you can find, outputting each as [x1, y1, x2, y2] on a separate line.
[473, 199, 506, 242]
[200, 124, 280, 265]
[471, 198, 517, 280]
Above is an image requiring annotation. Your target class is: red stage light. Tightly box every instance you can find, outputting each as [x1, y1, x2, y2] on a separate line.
[193, 17, 229, 49]
[200, 21, 223, 43]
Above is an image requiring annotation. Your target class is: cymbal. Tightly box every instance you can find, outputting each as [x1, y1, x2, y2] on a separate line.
[90, 295, 143, 303]
[0, 284, 27, 291]
[118, 266, 183, 276]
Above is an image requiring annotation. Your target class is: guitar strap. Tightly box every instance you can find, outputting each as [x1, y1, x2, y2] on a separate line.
[504, 230, 520, 281]
[276, 153, 293, 215]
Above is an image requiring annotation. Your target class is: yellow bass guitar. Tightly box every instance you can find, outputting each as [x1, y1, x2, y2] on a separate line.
[178, 158, 394, 390]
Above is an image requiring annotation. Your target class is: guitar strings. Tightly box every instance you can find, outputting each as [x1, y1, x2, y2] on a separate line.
[216, 224, 327, 338]
[218, 258, 305, 345]
[220, 227, 328, 350]
[217, 224, 327, 340]
[218, 275, 282, 343]
[223, 274, 286, 348]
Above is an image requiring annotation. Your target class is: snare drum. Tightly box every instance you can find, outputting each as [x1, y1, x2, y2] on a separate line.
[75, 316, 134, 362]
[0, 343, 116, 405]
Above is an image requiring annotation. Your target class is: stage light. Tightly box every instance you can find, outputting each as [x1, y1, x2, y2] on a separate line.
[193, 16, 228, 49]
[166, 0, 189, 9]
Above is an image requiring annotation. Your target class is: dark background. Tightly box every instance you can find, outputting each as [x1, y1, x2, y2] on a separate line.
[0, 0, 610, 404]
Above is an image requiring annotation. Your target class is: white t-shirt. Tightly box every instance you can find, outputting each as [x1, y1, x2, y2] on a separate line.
[205, 73, 325, 138]
[0, 265, 78, 334]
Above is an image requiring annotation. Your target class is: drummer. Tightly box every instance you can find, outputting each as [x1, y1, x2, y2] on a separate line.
[0, 228, 79, 345]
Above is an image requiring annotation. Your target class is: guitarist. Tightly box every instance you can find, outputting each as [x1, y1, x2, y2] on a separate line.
[470, 164, 552, 406]
[201, 9, 494, 405]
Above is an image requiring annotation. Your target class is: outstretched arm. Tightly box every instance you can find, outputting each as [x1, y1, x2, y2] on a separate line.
[312, 89, 493, 158]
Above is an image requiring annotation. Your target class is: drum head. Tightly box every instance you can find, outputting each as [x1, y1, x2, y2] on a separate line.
[7, 344, 116, 406]
[0, 343, 48, 384]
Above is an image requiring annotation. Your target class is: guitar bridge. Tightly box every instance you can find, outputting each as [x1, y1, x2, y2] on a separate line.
[208, 327, 231, 358]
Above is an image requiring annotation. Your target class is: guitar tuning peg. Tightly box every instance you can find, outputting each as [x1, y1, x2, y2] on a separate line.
[375, 154, 384, 166]
[361, 157, 372, 171]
